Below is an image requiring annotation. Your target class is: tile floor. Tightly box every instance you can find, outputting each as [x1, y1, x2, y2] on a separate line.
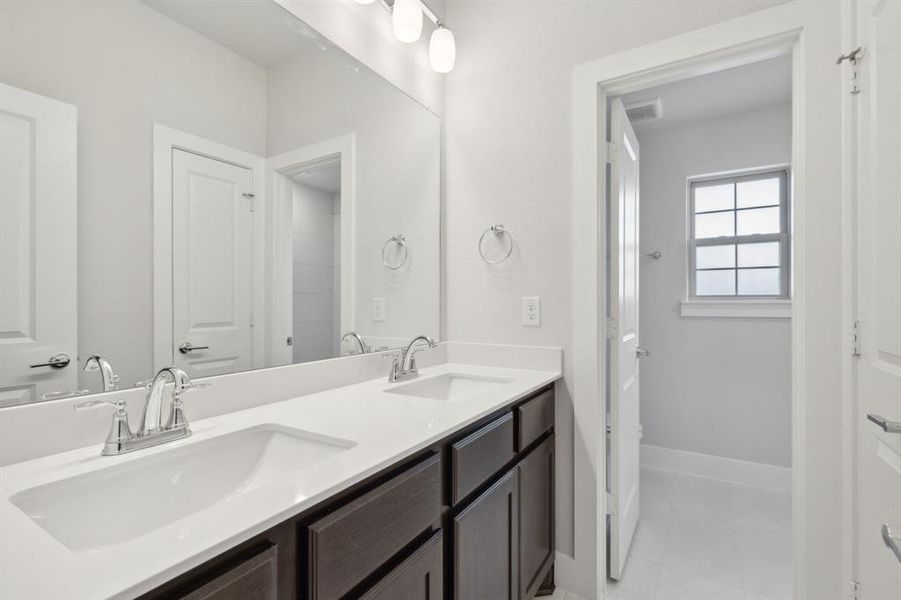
[550, 467, 792, 600]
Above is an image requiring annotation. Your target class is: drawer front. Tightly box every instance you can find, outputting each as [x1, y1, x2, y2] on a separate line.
[451, 412, 515, 504]
[516, 388, 554, 451]
[360, 531, 443, 600]
[307, 453, 442, 600]
[180, 544, 278, 600]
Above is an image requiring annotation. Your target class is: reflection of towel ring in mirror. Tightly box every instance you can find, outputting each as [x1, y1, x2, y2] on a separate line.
[382, 234, 408, 270]
[479, 224, 513, 265]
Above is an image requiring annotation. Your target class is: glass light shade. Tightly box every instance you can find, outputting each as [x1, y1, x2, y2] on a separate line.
[429, 26, 456, 73]
[392, 0, 422, 43]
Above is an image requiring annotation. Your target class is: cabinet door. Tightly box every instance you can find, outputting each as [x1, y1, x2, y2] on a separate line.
[453, 468, 519, 600]
[518, 435, 554, 599]
[360, 531, 443, 600]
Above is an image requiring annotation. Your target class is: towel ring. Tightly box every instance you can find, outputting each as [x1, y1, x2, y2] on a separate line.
[479, 224, 513, 265]
[382, 234, 408, 270]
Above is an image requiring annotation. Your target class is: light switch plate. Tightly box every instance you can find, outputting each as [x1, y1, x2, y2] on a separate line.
[523, 296, 541, 326]
[372, 297, 385, 322]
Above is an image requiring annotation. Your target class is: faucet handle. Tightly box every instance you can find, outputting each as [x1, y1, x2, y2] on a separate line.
[74, 398, 127, 412]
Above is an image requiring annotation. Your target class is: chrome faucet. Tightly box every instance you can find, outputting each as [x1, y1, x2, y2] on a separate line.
[389, 335, 438, 383]
[342, 331, 370, 355]
[83, 355, 119, 392]
[75, 366, 207, 456]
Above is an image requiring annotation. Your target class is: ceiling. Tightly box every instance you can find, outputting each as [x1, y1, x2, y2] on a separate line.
[141, 0, 327, 67]
[292, 161, 342, 194]
[619, 54, 792, 133]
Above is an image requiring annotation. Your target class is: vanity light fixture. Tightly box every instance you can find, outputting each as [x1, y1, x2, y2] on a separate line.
[367, 0, 455, 73]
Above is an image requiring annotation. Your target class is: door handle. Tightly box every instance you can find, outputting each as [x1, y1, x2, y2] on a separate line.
[883, 524, 901, 563]
[635, 346, 650, 358]
[179, 342, 209, 354]
[867, 414, 901, 434]
[30, 353, 71, 369]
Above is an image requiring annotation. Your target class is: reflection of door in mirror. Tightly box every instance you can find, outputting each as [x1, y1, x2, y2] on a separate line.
[0, 84, 77, 407]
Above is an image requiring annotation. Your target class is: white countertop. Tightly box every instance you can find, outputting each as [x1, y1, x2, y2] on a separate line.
[0, 362, 560, 600]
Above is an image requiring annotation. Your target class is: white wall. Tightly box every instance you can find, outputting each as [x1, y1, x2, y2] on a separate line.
[267, 48, 441, 346]
[0, 0, 267, 391]
[292, 182, 338, 363]
[443, 0, 789, 574]
[637, 104, 792, 467]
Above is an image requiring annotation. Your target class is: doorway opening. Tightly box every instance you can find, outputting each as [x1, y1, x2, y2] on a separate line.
[605, 55, 794, 599]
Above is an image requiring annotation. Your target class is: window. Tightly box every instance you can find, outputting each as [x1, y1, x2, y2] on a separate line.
[689, 168, 790, 298]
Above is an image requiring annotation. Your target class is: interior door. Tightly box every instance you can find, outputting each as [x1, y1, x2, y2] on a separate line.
[855, 0, 901, 596]
[172, 149, 254, 378]
[0, 84, 77, 406]
[607, 97, 642, 580]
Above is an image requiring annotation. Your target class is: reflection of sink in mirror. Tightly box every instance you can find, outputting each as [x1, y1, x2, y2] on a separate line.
[10, 425, 355, 552]
[386, 373, 513, 402]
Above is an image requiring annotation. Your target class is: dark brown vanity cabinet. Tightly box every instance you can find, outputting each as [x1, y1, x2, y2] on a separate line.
[142, 385, 555, 600]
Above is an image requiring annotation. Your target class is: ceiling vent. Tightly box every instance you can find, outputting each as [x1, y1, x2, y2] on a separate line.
[624, 97, 663, 124]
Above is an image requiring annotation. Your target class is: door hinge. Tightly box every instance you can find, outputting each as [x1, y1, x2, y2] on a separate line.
[606, 140, 618, 164]
[850, 580, 861, 600]
[851, 319, 862, 357]
[836, 46, 864, 95]
[243, 192, 255, 212]
[606, 317, 619, 339]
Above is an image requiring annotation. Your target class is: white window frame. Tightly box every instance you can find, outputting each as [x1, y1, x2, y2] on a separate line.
[682, 166, 791, 318]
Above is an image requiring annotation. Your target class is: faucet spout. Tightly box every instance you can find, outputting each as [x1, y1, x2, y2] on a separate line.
[83, 355, 120, 392]
[139, 367, 193, 435]
[389, 335, 438, 383]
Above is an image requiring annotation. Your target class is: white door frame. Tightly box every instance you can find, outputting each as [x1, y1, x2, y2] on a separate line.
[152, 124, 266, 373]
[570, 3, 849, 598]
[266, 134, 356, 366]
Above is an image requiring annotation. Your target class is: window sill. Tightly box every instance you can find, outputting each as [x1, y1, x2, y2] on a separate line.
[680, 299, 791, 319]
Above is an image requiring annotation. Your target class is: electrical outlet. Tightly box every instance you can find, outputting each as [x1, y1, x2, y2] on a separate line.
[372, 297, 385, 322]
[522, 296, 541, 326]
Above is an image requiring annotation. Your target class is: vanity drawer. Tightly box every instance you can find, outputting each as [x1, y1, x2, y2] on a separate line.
[359, 531, 443, 600]
[306, 453, 442, 600]
[516, 388, 554, 451]
[180, 544, 278, 600]
[451, 412, 515, 504]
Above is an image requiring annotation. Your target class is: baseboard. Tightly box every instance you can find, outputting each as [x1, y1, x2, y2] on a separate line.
[641, 444, 791, 492]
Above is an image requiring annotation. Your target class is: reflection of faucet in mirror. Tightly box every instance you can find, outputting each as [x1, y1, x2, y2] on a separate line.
[83, 355, 120, 392]
[389, 336, 438, 383]
[341, 331, 370, 355]
[74, 366, 208, 456]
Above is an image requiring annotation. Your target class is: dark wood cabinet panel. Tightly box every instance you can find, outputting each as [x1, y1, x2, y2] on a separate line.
[516, 387, 554, 451]
[451, 412, 515, 504]
[518, 435, 554, 600]
[453, 468, 519, 600]
[306, 453, 442, 600]
[359, 531, 443, 600]
[179, 544, 278, 600]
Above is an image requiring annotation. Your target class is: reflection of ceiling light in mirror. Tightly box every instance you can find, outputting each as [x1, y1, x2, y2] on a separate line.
[429, 26, 455, 73]
[393, 0, 423, 43]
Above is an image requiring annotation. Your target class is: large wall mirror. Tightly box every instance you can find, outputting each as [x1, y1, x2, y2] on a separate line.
[0, 0, 440, 407]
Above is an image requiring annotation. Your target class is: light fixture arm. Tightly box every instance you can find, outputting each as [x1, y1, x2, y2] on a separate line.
[379, 0, 443, 28]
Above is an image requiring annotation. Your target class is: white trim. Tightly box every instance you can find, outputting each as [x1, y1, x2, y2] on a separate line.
[641, 444, 792, 493]
[680, 299, 791, 318]
[572, 4, 846, 599]
[266, 134, 356, 365]
[152, 124, 266, 373]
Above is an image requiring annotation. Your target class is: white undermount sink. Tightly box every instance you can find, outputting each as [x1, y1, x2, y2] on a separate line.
[386, 373, 513, 401]
[10, 424, 355, 552]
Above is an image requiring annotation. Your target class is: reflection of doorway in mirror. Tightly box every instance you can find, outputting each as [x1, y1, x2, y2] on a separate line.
[290, 159, 342, 364]
[266, 134, 355, 368]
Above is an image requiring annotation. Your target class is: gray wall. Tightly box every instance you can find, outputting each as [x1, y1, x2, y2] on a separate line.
[637, 104, 792, 467]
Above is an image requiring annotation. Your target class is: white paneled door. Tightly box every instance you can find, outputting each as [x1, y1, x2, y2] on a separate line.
[0, 84, 77, 406]
[171, 149, 254, 378]
[607, 97, 642, 580]
[855, 0, 901, 597]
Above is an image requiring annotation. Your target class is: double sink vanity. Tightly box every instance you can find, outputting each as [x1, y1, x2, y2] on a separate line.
[0, 347, 560, 599]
